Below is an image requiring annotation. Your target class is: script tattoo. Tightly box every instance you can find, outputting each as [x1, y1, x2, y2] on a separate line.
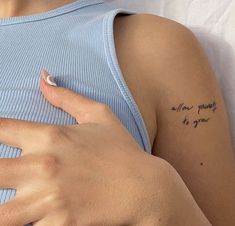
[171, 101, 217, 128]
[171, 103, 193, 112]
[193, 118, 210, 128]
[198, 101, 217, 114]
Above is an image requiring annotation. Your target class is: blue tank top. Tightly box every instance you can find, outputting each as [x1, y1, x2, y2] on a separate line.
[0, 0, 151, 210]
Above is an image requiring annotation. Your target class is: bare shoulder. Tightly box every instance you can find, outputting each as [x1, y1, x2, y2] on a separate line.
[114, 13, 197, 57]
[113, 13, 204, 147]
[113, 13, 205, 108]
[115, 13, 235, 226]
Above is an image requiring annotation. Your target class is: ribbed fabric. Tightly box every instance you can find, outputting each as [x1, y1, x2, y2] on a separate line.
[0, 0, 152, 217]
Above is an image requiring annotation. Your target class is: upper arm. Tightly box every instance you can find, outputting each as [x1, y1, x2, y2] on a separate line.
[132, 14, 235, 225]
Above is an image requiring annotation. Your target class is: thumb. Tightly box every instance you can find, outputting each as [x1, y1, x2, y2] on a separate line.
[39, 68, 114, 124]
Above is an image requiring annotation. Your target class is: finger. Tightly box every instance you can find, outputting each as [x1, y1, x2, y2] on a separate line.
[40, 68, 116, 125]
[0, 157, 27, 189]
[0, 195, 43, 226]
[0, 118, 50, 150]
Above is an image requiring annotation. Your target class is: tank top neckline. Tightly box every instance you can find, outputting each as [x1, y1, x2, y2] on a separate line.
[0, 0, 105, 26]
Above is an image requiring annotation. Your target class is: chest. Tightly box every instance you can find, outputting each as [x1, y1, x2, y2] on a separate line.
[0, 17, 155, 153]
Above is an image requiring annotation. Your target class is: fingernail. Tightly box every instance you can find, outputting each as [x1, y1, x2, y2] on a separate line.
[47, 75, 57, 87]
[42, 68, 57, 87]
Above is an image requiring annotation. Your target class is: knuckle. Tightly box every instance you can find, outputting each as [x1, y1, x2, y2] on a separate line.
[155, 158, 178, 186]
[157, 158, 174, 174]
[76, 110, 91, 122]
[59, 214, 76, 226]
[37, 154, 59, 179]
[76, 103, 114, 122]
[96, 103, 112, 115]
[97, 102, 110, 111]
[46, 185, 67, 210]
[44, 126, 68, 145]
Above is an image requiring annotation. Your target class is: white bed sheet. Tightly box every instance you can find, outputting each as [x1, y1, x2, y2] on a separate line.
[111, 0, 235, 152]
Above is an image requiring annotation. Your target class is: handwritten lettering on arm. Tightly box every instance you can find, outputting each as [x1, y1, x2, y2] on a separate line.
[171, 101, 217, 128]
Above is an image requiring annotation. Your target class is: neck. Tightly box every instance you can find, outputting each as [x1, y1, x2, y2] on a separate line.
[0, 0, 76, 18]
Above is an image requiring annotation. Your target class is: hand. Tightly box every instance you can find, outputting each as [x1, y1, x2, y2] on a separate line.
[0, 69, 211, 226]
[0, 69, 161, 226]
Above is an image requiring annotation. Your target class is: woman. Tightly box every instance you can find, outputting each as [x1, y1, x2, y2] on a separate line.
[0, 0, 234, 225]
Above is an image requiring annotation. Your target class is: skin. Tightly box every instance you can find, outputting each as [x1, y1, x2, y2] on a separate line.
[0, 0, 75, 18]
[0, 70, 211, 226]
[114, 14, 235, 225]
[0, 0, 234, 225]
